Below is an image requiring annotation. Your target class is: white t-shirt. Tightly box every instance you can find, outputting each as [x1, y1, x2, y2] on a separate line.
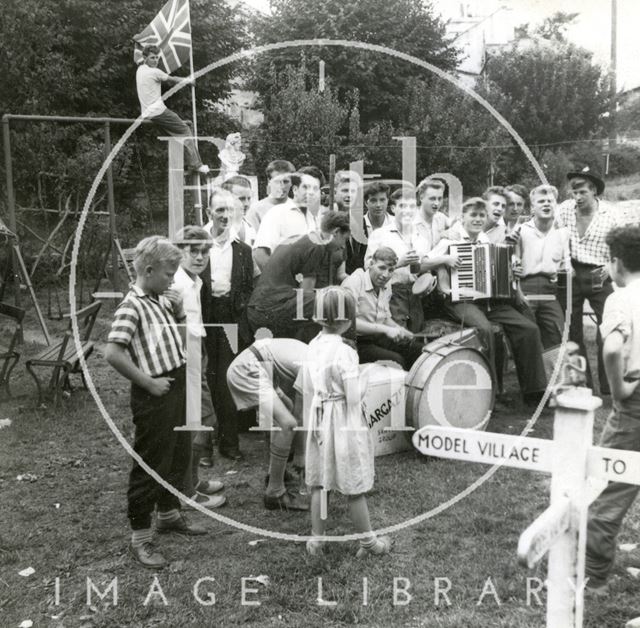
[601, 277, 640, 381]
[245, 197, 282, 233]
[253, 201, 317, 253]
[136, 64, 168, 118]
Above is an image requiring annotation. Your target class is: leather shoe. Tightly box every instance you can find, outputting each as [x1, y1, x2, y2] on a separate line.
[157, 514, 207, 536]
[619, 547, 640, 569]
[584, 579, 609, 598]
[264, 469, 300, 491]
[182, 493, 227, 510]
[264, 491, 309, 512]
[219, 446, 244, 461]
[196, 479, 224, 494]
[129, 542, 167, 569]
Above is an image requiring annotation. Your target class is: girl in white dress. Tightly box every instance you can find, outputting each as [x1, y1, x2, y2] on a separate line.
[302, 287, 391, 557]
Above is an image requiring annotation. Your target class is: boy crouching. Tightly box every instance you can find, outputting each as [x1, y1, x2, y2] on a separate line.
[105, 236, 207, 569]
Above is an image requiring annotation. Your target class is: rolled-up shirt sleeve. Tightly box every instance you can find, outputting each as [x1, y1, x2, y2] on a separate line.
[600, 290, 629, 342]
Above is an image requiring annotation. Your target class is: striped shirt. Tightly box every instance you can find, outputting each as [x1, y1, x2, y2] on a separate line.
[108, 284, 185, 376]
[556, 199, 619, 266]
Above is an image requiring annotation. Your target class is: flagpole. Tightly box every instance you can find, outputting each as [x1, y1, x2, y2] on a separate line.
[188, 38, 198, 142]
[186, 0, 203, 225]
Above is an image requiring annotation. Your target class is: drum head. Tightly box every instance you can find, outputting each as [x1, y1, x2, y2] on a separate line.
[406, 345, 494, 431]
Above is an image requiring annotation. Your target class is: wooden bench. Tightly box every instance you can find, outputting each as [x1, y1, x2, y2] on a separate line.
[0, 302, 25, 398]
[25, 301, 102, 406]
[117, 244, 136, 283]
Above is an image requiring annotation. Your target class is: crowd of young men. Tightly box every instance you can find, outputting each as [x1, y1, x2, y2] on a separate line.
[197, 160, 620, 460]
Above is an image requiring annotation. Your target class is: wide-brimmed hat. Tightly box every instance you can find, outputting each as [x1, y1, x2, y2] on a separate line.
[566, 166, 605, 196]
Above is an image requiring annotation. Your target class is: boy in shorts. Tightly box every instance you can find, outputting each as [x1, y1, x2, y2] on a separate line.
[227, 333, 309, 511]
[106, 236, 206, 570]
[585, 225, 640, 594]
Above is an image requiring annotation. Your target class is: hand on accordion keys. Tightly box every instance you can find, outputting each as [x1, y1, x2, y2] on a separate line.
[442, 253, 461, 270]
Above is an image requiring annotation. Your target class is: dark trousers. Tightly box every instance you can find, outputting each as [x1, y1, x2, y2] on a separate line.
[183, 351, 217, 496]
[586, 392, 640, 584]
[247, 291, 321, 343]
[390, 283, 424, 333]
[149, 109, 203, 171]
[357, 335, 424, 370]
[444, 300, 547, 395]
[558, 261, 613, 395]
[206, 296, 244, 452]
[520, 275, 565, 349]
[127, 366, 190, 530]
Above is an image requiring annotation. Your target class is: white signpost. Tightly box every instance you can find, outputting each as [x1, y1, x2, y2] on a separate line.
[412, 386, 640, 628]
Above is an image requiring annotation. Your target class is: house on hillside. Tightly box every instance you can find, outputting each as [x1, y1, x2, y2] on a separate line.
[617, 85, 640, 145]
[209, 0, 264, 129]
[214, 87, 264, 128]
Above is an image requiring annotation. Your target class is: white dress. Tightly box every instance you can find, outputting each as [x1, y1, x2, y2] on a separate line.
[303, 334, 374, 494]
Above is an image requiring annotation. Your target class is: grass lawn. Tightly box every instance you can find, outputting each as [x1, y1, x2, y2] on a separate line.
[2, 310, 640, 627]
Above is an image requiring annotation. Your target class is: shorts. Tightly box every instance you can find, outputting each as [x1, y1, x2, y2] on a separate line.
[226, 348, 276, 411]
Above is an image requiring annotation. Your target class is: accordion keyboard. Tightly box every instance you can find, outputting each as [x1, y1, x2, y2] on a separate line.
[450, 243, 474, 301]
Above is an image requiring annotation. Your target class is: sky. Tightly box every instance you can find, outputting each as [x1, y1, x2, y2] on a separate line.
[240, 0, 640, 92]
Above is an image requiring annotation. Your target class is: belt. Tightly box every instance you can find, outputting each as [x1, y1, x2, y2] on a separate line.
[521, 273, 555, 280]
[157, 364, 185, 377]
[311, 393, 347, 442]
[571, 259, 602, 268]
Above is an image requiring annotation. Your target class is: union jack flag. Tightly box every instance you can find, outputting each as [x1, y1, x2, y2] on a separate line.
[133, 0, 192, 74]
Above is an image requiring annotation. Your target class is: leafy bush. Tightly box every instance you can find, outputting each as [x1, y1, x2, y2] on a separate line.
[608, 144, 640, 177]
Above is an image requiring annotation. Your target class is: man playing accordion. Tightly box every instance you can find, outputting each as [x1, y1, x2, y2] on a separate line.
[426, 197, 547, 405]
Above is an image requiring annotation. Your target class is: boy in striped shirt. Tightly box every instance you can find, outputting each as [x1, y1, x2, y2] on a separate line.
[106, 236, 207, 570]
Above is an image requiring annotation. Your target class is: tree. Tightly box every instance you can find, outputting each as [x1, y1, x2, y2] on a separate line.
[249, 0, 459, 129]
[0, 0, 247, 215]
[484, 40, 608, 162]
[0, 0, 246, 118]
[397, 80, 511, 193]
[247, 61, 349, 176]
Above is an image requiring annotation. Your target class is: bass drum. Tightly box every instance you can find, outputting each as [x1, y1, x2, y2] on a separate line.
[406, 332, 495, 431]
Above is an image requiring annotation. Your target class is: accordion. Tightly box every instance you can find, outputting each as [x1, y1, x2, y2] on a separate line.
[449, 243, 515, 302]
